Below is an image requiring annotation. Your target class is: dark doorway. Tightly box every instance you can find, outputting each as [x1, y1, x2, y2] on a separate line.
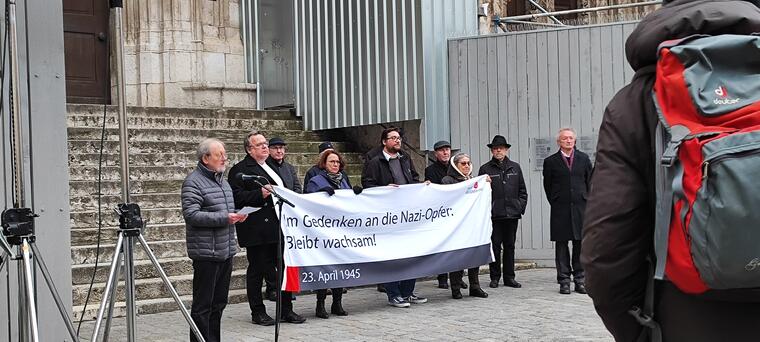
[63, 0, 110, 104]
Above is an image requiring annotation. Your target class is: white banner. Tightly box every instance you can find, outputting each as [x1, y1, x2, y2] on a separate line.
[275, 175, 494, 291]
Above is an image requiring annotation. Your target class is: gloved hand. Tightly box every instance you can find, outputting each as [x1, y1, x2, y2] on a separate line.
[319, 186, 336, 196]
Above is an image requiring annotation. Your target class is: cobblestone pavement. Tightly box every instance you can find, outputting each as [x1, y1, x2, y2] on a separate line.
[78, 268, 613, 341]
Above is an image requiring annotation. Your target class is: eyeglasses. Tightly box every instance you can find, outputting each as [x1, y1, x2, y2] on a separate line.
[327, 160, 341, 164]
[386, 136, 402, 142]
[253, 142, 269, 148]
[270, 145, 286, 151]
[458, 161, 471, 165]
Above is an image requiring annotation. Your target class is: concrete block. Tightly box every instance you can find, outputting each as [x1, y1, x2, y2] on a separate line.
[202, 52, 226, 83]
[139, 52, 163, 84]
[169, 52, 193, 82]
[225, 54, 245, 83]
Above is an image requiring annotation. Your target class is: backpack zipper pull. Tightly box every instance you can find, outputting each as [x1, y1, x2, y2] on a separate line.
[702, 161, 710, 181]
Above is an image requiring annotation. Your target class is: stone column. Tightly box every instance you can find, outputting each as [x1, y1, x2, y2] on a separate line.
[117, 0, 256, 108]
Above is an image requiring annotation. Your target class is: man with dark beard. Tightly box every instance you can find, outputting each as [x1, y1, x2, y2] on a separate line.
[362, 127, 427, 308]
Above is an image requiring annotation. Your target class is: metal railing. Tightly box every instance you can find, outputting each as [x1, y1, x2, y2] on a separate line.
[495, 0, 662, 32]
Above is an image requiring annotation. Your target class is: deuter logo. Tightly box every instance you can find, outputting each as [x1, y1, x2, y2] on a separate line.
[714, 85, 741, 105]
[465, 181, 483, 194]
[714, 86, 728, 98]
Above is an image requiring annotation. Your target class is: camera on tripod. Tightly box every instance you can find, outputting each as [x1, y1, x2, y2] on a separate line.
[2, 207, 38, 243]
[117, 203, 144, 234]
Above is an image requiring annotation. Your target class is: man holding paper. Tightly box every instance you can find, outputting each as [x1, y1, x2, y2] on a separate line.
[181, 138, 246, 342]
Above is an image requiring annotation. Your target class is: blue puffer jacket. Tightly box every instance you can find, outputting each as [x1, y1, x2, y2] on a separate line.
[181, 162, 240, 261]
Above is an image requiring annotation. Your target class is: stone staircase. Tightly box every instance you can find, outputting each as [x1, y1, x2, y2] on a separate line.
[67, 104, 364, 320]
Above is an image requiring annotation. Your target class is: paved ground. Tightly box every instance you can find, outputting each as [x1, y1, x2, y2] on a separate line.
[78, 268, 612, 341]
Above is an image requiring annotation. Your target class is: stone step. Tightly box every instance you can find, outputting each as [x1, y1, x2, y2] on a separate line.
[67, 104, 293, 120]
[71, 239, 189, 265]
[69, 165, 196, 182]
[67, 114, 304, 131]
[67, 151, 364, 168]
[72, 269, 247, 306]
[73, 289, 248, 321]
[68, 139, 351, 156]
[67, 163, 365, 183]
[71, 222, 186, 246]
[71, 253, 248, 285]
[71, 208, 183, 229]
[66, 127, 325, 143]
[69, 179, 184, 198]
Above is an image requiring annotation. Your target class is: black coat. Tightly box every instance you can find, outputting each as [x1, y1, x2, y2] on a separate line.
[478, 157, 527, 219]
[582, 1, 760, 341]
[425, 160, 449, 184]
[542, 150, 592, 241]
[228, 155, 282, 247]
[268, 156, 302, 194]
[361, 152, 419, 188]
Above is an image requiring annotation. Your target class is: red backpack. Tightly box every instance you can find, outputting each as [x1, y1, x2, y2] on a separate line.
[631, 34, 760, 340]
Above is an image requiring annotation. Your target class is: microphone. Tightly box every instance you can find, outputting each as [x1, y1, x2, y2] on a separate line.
[352, 185, 363, 195]
[236, 173, 267, 182]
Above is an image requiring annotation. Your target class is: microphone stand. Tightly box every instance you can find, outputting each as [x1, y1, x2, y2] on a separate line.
[252, 179, 294, 342]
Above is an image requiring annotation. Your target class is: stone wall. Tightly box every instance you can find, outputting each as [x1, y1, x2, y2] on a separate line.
[118, 0, 255, 108]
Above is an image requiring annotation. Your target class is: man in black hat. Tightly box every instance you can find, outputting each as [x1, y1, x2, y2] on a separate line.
[268, 137, 302, 194]
[424, 140, 463, 290]
[261, 137, 302, 301]
[478, 135, 527, 289]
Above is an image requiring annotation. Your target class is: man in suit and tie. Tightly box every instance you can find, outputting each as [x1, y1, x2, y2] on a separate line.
[542, 128, 592, 295]
[228, 131, 306, 325]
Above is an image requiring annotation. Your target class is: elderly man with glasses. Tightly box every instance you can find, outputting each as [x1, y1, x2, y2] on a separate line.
[228, 131, 306, 326]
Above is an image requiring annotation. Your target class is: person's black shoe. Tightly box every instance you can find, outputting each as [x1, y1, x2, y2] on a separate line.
[331, 300, 348, 316]
[575, 283, 587, 294]
[451, 289, 463, 299]
[282, 311, 306, 324]
[315, 300, 329, 319]
[489, 280, 499, 288]
[469, 287, 489, 298]
[376, 284, 386, 293]
[438, 280, 449, 289]
[560, 283, 571, 295]
[504, 279, 522, 288]
[251, 312, 275, 326]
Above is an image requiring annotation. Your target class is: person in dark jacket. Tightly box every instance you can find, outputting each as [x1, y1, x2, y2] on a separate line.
[268, 137, 302, 194]
[228, 131, 306, 325]
[181, 138, 247, 342]
[542, 128, 592, 295]
[425, 140, 460, 290]
[478, 135, 527, 289]
[263, 137, 301, 301]
[304, 150, 352, 318]
[361, 126, 428, 307]
[441, 152, 489, 300]
[582, 1, 760, 341]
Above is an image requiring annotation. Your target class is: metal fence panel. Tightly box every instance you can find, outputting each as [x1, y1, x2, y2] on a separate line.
[291, 0, 476, 139]
[448, 22, 637, 261]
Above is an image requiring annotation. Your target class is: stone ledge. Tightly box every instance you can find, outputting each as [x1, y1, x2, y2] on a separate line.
[181, 82, 257, 91]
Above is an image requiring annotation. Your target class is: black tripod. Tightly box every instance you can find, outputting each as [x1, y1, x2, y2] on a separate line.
[88, 203, 204, 342]
[0, 208, 80, 342]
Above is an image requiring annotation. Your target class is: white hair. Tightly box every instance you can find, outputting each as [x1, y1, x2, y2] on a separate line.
[556, 127, 576, 142]
[197, 138, 224, 162]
